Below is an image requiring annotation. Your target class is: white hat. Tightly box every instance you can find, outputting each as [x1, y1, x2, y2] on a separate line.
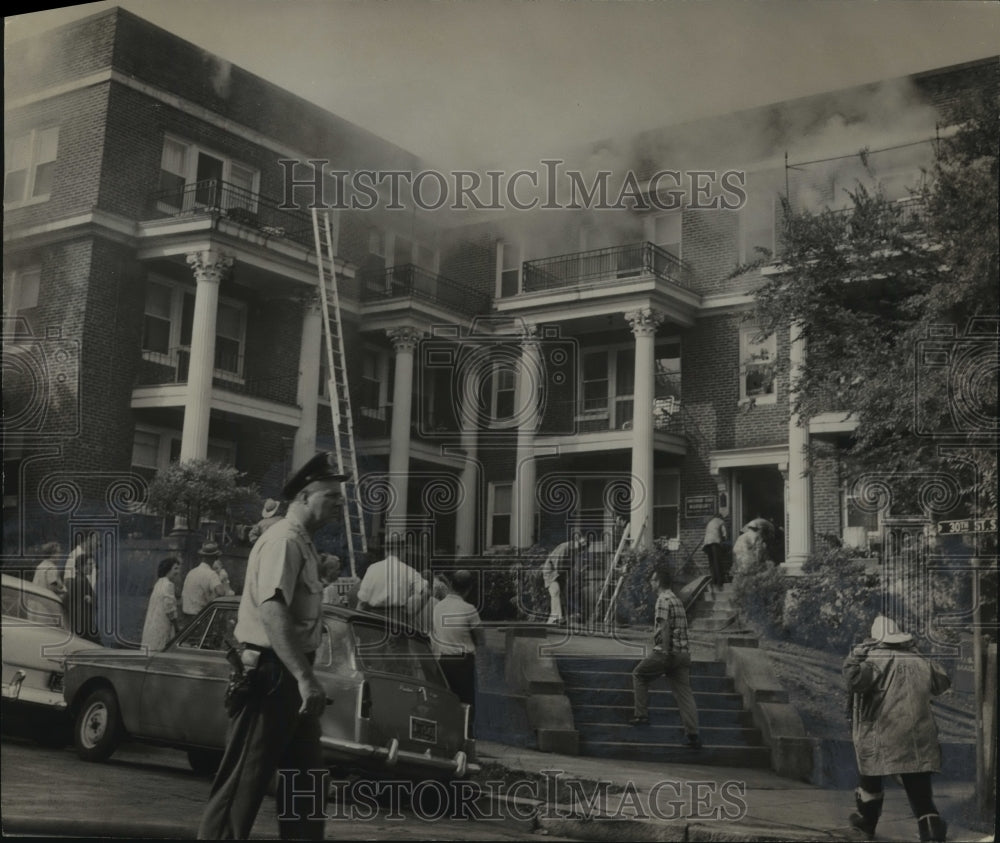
[870, 615, 912, 645]
[261, 498, 280, 518]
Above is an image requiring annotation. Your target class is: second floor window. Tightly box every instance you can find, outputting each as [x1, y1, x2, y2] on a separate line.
[4, 127, 59, 205]
[141, 278, 246, 379]
[740, 325, 776, 403]
[2, 266, 41, 336]
[158, 136, 258, 213]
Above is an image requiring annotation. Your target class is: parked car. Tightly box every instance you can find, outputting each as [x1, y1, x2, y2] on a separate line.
[1, 573, 102, 744]
[62, 598, 477, 779]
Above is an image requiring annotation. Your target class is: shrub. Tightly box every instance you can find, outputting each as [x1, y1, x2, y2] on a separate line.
[613, 538, 680, 627]
[477, 550, 549, 622]
[732, 560, 788, 637]
[781, 545, 880, 653]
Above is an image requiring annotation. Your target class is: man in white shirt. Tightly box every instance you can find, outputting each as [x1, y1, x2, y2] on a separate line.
[702, 512, 728, 591]
[33, 541, 66, 599]
[431, 570, 485, 732]
[181, 541, 227, 622]
[357, 542, 428, 625]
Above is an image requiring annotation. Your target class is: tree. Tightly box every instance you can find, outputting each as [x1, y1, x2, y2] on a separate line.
[146, 459, 259, 537]
[750, 90, 998, 516]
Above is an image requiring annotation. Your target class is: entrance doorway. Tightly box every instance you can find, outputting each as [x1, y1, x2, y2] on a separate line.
[735, 466, 786, 565]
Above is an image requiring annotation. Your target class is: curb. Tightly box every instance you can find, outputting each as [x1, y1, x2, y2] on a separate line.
[537, 814, 854, 842]
[1, 816, 209, 839]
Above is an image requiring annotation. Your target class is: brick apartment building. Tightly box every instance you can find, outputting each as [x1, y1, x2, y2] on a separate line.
[4, 8, 997, 575]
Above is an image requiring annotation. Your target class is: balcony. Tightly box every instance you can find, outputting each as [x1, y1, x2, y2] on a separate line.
[830, 196, 926, 232]
[360, 264, 490, 316]
[136, 347, 297, 406]
[146, 180, 315, 248]
[522, 242, 693, 293]
[537, 396, 686, 437]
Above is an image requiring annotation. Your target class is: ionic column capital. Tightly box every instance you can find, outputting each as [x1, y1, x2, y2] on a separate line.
[186, 250, 234, 284]
[624, 308, 665, 337]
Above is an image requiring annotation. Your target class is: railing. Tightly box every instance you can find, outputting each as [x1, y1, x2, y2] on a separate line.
[359, 264, 490, 316]
[830, 196, 926, 232]
[147, 179, 315, 247]
[522, 241, 693, 292]
[135, 347, 297, 405]
[536, 397, 686, 436]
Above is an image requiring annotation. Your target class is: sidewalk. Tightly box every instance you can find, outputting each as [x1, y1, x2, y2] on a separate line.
[477, 739, 992, 842]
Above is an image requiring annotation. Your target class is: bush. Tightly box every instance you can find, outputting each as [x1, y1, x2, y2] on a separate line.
[732, 560, 789, 637]
[613, 538, 680, 627]
[477, 550, 549, 622]
[146, 459, 259, 535]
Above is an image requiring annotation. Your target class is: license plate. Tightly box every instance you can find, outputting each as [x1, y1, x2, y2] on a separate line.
[410, 716, 437, 744]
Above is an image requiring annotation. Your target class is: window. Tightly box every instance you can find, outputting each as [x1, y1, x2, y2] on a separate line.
[490, 363, 517, 424]
[356, 349, 389, 418]
[579, 341, 680, 429]
[141, 278, 246, 380]
[740, 193, 776, 263]
[488, 482, 512, 547]
[4, 127, 59, 205]
[740, 325, 776, 403]
[653, 474, 680, 539]
[581, 350, 609, 414]
[132, 426, 236, 478]
[3, 266, 41, 335]
[499, 241, 520, 298]
[651, 213, 681, 259]
[842, 484, 879, 551]
[156, 136, 258, 213]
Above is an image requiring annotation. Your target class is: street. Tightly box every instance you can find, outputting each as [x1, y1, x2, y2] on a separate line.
[0, 735, 556, 840]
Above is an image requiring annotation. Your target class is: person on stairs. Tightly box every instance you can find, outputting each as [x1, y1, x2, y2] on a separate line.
[628, 565, 701, 750]
[843, 615, 951, 843]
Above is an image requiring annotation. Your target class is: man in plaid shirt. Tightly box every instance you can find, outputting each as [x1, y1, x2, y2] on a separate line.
[629, 565, 701, 749]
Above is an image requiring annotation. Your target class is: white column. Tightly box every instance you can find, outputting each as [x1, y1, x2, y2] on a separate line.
[180, 250, 232, 462]
[292, 293, 324, 469]
[625, 308, 664, 550]
[454, 425, 479, 557]
[514, 325, 540, 549]
[784, 323, 811, 575]
[386, 327, 421, 537]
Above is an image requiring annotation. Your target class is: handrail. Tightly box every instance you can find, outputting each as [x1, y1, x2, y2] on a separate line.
[523, 241, 693, 292]
[359, 264, 490, 316]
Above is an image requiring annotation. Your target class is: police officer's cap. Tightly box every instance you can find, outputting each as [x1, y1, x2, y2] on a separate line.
[281, 452, 350, 499]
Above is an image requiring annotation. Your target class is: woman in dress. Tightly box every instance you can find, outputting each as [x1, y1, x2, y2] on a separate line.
[141, 557, 182, 651]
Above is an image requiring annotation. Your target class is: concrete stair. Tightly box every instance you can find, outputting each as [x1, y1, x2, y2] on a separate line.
[551, 585, 772, 768]
[556, 653, 772, 768]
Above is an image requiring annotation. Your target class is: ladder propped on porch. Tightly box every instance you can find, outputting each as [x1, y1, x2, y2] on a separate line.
[311, 208, 367, 577]
[594, 520, 646, 628]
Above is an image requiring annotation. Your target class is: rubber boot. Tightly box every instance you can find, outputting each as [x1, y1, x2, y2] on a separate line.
[848, 789, 883, 839]
[917, 813, 947, 842]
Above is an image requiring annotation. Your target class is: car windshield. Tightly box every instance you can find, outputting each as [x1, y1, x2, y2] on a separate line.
[2, 584, 67, 630]
[351, 622, 446, 686]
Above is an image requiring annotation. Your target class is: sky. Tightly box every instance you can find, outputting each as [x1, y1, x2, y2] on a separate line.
[5, 0, 999, 172]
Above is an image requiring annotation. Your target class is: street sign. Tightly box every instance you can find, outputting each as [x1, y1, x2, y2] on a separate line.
[936, 518, 997, 535]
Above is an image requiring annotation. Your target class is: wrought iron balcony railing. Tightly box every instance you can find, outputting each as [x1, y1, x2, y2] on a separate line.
[136, 347, 297, 405]
[360, 264, 490, 316]
[522, 241, 693, 293]
[147, 179, 315, 248]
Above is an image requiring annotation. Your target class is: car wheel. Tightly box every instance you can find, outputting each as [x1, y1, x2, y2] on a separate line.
[187, 748, 222, 777]
[74, 687, 123, 762]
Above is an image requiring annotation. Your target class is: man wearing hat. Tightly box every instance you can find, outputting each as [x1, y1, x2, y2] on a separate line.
[843, 615, 951, 843]
[540, 535, 587, 625]
[181, 541, 228, 624]
[249, 498, 282, 543]
[199, 452, 347, 840]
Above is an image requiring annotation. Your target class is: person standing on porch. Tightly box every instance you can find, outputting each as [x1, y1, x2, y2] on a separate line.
[702, 511, 728, 591]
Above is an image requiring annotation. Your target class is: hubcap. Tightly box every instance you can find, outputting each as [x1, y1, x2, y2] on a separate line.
[81, 702, 108, 748]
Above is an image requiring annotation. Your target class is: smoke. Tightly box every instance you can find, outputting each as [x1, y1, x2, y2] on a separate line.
[206, 56, 233, 99]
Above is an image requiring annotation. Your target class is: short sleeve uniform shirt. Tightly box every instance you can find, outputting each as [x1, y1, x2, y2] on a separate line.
[235, 514, 324, 653]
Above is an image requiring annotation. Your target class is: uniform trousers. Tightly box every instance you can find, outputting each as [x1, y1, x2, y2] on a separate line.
[632, 649, 700, 736]
[858, 772, 938, 817]
[198, 650, 324, 840]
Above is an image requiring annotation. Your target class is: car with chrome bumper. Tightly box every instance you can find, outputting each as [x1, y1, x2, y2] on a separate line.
[1, 573, 103, 743]
[62, 598, 477, 779]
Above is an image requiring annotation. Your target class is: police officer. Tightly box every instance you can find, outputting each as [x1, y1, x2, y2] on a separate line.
[198, 453, 348, 840]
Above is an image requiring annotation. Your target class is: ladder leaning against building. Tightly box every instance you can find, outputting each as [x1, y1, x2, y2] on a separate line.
[311, 208, 367, 578]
